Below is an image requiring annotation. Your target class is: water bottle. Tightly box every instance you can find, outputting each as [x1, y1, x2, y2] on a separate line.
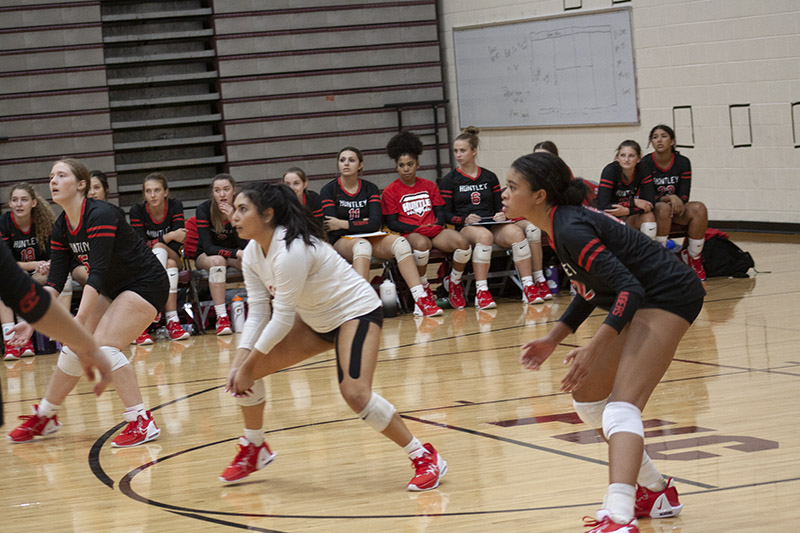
[231, 294, 246, 332]
[379, 279, 398, 318]
[544, 263, 560, 294]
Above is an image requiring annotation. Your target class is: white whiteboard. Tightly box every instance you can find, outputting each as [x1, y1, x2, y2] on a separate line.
[453, 8, 638, 128]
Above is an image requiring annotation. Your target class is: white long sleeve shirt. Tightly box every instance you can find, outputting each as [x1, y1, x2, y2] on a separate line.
[238, 226, 381, 355]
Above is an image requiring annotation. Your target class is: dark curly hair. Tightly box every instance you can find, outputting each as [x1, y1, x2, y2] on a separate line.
[386, 130, 423, 162]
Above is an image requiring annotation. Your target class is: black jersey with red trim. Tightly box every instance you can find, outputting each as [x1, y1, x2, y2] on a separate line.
[640, 152, 692, 203]
[47, 198, 164, 296]
[550, 205, 704, 333]
[0, 241, 50, 323]
[596, 162, 655, 213]
[195, 199, 247, 258]
[303, 190, 323, 220]
[319, 177, 382, 243]
[129, 198, 185, 246]
[0, 212, 49, 263]
[439, 167, 502, 226]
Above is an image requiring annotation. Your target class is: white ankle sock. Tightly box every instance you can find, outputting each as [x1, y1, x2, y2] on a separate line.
[410, 285, 426, 300]
[655, 235, 668, 246]
[404, 437, 424, 458]
[687, 238, 704, 258]
[605, 483, 636, 523]
[476, 280, 488, 291]
[123, 404, 147, 421]
[637, 453, 666, 490]
[166, 310, 179, 322]
[38, 399, 59, 418]
[215, 304, 228, 318]
[449, 269, 463, 284]
[521, 275, 533, 287]
[2, 322, 14, 342]
[244, 428, 264, 446]
[533, 270, 545, 283]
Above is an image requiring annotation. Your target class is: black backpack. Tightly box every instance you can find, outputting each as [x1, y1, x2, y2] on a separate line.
[702, 236, 755, 278]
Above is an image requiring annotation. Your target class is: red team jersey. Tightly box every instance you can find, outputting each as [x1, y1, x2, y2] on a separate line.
[381, 177, 444, 237]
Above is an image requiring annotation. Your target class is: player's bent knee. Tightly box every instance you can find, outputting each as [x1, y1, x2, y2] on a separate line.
[452, 246, 472, 264]
[473, 243, 492, 264]
[391, 237, 412, 263]
[57, 346, 83, 377]
[352, 239, 372, 262]
[102, 345, 130, 371]
[511, 239, 531, 261]
[413, 249, 430, 267]
[209, 265, 226, 283]
[236, 379, 266, 406]
[358, 392, 396, 432]
[573, 397, 608, 429]
[602, 401, 643, 439]
[525, 224, 541, 244]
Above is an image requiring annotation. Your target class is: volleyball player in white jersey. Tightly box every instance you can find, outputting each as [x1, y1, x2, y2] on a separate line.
[220, 181, 446, 491]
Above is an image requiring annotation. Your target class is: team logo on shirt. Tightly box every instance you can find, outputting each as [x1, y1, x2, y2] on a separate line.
[400, 192, 432, 217]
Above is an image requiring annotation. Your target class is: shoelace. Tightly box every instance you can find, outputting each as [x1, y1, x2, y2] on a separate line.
[120, 417, 144, 435]
[412, 454, 437, 476]
[582, 516, 602, 528]
[232, 444, 255, 467]
[16, 414, 44, 428]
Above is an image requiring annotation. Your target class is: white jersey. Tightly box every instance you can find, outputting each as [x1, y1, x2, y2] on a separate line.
[238, 225, 381, 355]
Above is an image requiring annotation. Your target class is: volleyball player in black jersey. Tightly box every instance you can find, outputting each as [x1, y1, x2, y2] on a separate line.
[640, 125, 708, 282]
[7, 159, 167, 447]
[195, 174, 247, 335]
[1, 183, 56, 359]
[440, 126, 543, 308]
[596, 140, 657, 238]
[320, 147, 444, 317]
[282, 167, 323, 221]
[1, 243, 112, 427]
[503, 152, 705, 533]
[129, 173, 188, 342]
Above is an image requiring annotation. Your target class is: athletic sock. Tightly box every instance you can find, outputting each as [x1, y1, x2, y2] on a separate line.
[38, 399, 59, 418]
[521, 275, 534, 287]
[687, 237, 704, 258]
[124, 403, 147, 421]
[215, 304, 228, 318]
[605, 482, 636, 523]
[2, 322, 14, 342]
[655, 235, 668, 246]
[476, 280, 488, 291]
[166, 310, 179, 323]
[449, 269, 463, 284]
[637, 453, 666, 490]
[404, 436, 424, 459]
[410, 285, 426, 300]
[244, 428, 264, 446]
[533, 270, 546, 283]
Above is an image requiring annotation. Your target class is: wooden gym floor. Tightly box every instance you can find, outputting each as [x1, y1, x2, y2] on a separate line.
[2, 232, 798, 532]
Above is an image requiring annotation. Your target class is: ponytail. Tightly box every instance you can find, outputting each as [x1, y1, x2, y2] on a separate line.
[236, 182, 324, 248]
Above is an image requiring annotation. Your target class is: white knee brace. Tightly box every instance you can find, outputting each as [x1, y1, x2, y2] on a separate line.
[413, 249, 430, 267]
[391, 237, 412, 263]
[152, 247, 168, 269]
[235, 378, 266, 406]
[525, 224, 541, 244]
[452, 246, 472, 264]
[358, 392, 396, 432]
[573, 397, 609, 429]
[602, 401, 644, 439]
[103, 345, 130, 371]
[511, 239, 531, 262]
[57, 346, 84, 377]
[209, 265, 226, 284]
[167, 267, 179, 294]
[640, 222, 657, 239]
[352, 239, 372, 262]
[473, 243, 492, 265]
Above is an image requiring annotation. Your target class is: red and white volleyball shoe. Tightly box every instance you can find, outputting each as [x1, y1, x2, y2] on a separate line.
[111, 410, 160, 447]
[474, 288, 497, 310]
[444, 278, 466, 309]
[166, 320, 190, 341]
[583, 510, 639, 532]
[135, 330, 154, 346]
[408, 443, 447, 491]
[634, 477, 683, 518]
[8, 404, 62, 442]
[679, 249, 707, 283]
[522, 283, 544, 304]
[413, 293, 443, 317]
[3, 341, 21, 361]
[535, 280, 553, 301]
[20, 338, 35, 357]
[216, 315, 233, 336]
[219, 437, 276, 483]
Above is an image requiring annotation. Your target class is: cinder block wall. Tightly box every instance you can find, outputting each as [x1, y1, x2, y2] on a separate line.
[438, 0, 800, 226]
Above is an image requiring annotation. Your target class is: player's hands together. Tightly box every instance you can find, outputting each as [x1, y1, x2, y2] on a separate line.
[605, 204, 629, 218]
[633, 198, 653, 213]
[520, 337, 557, 370]
[230, 364, 255, 397]
[323, 216, 349, 232]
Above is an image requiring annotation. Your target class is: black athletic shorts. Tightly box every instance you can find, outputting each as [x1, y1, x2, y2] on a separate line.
[314, 305, 384, 344]
[644, 296, 704, 325]
[102, 270, 169, 314]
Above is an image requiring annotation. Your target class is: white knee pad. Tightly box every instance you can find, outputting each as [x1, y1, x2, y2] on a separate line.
[525, 224, 541, 244]
[209, 265, 226, 284]
[452, 246, 472, 264]
[358, 392, 396, 432]
[236, 378, 266, 406]
[473, 243, 492, 264]
[391, 237, 412, 263]
[511, 239, 531, 262]
[602, 401, 644, 439]
[352, 239, 372, 262]
[413, 249, 430, 267]
[640, 222, 657, 239]
[166, 267, 179, 293]
[102, 345, 130, 371]
[152, 247, 168, 269]
[57, 346, 83, 377]
[573, 397, 609, 429]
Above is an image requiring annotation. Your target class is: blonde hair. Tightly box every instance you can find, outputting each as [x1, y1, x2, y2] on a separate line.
[55, 158, 91, 197]
[455, 126, 480, 150]
[9, 182, 56, 253]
